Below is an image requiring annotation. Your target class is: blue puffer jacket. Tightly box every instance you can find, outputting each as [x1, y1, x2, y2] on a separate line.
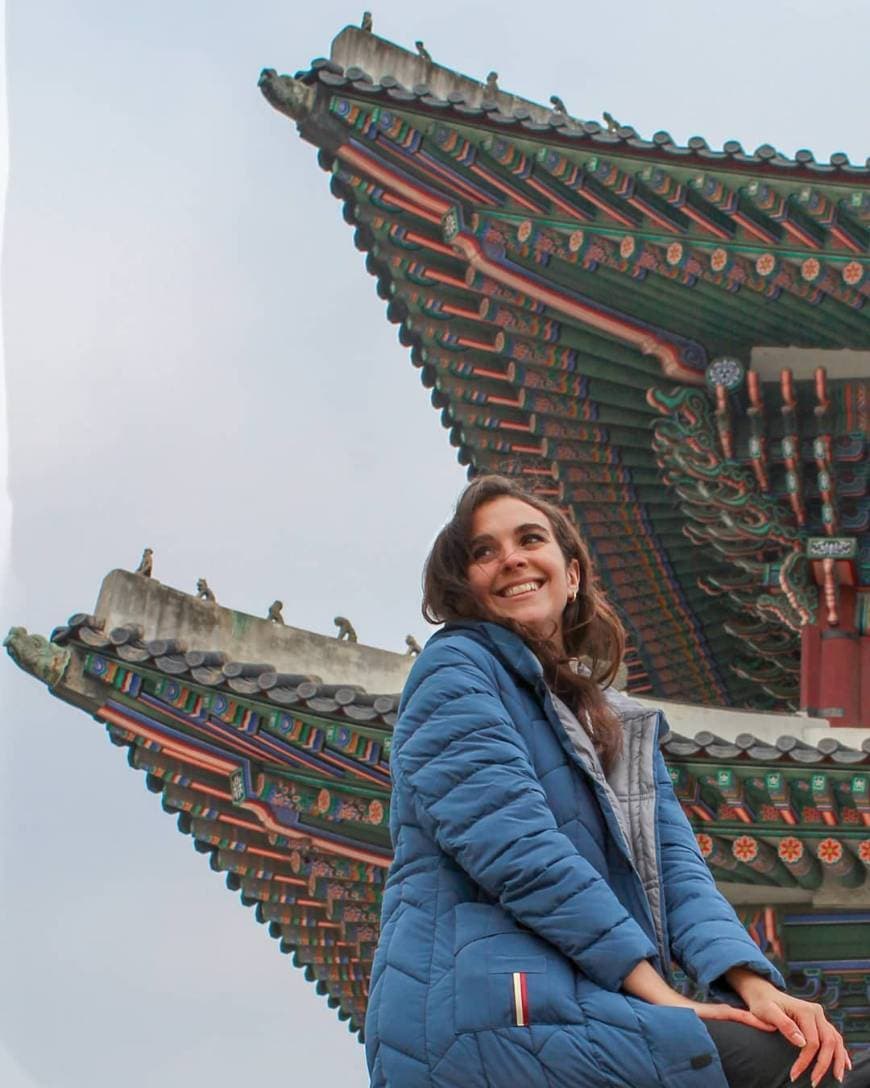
[365, 622, 783, 1088]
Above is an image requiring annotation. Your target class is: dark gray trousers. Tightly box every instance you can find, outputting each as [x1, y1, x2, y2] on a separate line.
[706, 1022, 870, 1088]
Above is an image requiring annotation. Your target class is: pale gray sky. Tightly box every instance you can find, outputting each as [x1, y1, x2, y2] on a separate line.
[2, 2, 868, 1085]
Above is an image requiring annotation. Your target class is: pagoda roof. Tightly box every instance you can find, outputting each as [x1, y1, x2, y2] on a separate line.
[259, 26, 869, 713]
[7, 572, 411, 1038]
[7, 571, 870, 1038]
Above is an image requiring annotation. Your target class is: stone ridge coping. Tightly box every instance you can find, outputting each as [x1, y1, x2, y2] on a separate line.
[314, 25, 870, 176]
[720, 883, 870, 909]
[635, 693, 867, 749]
[330, 25, 556, 125]
[635, 694, 812, 740]
[91, 569, 414, 694]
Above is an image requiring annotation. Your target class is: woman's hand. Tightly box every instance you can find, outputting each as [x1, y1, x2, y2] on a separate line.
[623, 961, 777, 1031]
[726, 967, 851, 1086]
[683, 997, 778, 1033]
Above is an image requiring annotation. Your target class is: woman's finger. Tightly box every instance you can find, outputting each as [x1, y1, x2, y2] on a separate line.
[810, 1025, 838, 1087]
[753, 1002, 807, 1048]
[725, 1007, 777, 1032]
[787, 1005, 822, 1083]
[788, 1009, 822, 1083]
[692, 1002, 776, 1032]
[814, 1021, 846, 1088]
[831, 1034, 848, 1086]
[742, 1010, 777, 1032]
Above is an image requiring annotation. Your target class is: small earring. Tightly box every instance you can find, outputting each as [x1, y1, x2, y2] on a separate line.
[568, 589, 577, 603]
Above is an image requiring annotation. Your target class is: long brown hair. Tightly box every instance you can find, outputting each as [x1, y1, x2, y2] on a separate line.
[422, 475, 626, 768]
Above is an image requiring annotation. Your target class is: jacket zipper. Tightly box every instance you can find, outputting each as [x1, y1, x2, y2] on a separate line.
[538, 684, 669, 973]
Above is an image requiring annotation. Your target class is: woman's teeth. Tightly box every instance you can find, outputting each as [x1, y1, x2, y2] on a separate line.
[501, 581, 541, 598]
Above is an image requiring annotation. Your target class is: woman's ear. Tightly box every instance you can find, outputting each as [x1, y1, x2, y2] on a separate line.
[567, 558, 581, 600]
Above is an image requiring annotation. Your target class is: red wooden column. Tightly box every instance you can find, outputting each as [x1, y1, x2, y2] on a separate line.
[801, 541, 867, 727]
[818, 586, 860, 724]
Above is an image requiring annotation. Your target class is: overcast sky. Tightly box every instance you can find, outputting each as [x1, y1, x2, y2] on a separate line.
[2, 2, 869, 1085]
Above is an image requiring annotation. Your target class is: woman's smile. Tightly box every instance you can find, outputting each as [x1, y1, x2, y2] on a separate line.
[496, 579, 545, 599]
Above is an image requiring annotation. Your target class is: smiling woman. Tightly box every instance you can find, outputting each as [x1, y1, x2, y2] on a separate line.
[362, 475, 864, 1088]
[421, 474, 627, 771]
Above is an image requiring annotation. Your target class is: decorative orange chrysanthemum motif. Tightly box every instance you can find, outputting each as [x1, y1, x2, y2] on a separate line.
[858, 841, 870, 865]
[666, 242, 683, 266]
[778, 837, 804, 864]
[368, 799, 384, 825]
[732, 835, 758, 862]
[816, 837, 843, 864]
[842, 260, 864, 286]
[710, 248, 728, 272]
[755, 253, 776, 277]
[568, 229, 584, 253]
[696, 833, 713, 858]
[620, 235, 636, 259]
[801, 257, 821, 282]
[316, 787, 332, 814]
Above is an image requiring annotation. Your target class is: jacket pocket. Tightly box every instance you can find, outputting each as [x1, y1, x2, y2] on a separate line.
[453, 903, 584, 1032]
[629, 1000, 722, 1080]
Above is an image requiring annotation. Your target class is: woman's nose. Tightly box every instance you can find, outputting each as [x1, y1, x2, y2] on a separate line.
[501, 549, 527, 570]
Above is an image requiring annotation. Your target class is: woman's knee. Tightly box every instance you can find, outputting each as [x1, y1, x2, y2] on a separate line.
[706, 1020, 870, 1088]
[704, 1021, 796, 1088]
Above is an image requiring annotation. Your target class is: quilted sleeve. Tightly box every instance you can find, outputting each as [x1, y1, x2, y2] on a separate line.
[654, 746, 785, 991]
[392, 639, 657, 992]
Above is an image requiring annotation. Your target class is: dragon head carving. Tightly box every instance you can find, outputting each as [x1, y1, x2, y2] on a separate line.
[4, 626, 71, 687]
[258, 69, 316, 122]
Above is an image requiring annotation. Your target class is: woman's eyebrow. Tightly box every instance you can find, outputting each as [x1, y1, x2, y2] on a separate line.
[469, 521, 550, 548]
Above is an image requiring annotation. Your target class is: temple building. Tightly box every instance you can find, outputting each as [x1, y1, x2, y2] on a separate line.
[6, 22, 870, 1050]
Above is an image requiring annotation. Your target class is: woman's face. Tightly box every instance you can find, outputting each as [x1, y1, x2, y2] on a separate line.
[467, 496, 580, 649]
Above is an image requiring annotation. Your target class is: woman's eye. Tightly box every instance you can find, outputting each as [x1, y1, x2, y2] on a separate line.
[471, 545, 494, 562]
[522, 532, 545, 545]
